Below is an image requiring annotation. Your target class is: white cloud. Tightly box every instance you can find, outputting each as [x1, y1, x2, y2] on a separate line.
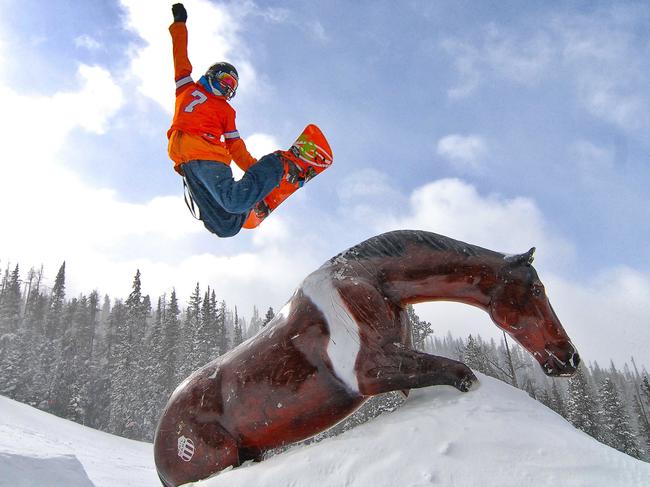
[0, 64, 122, 155]
[74, 35, 102, 51]
[436, 134, 487, 171]
[226, 132, 280, 180]
[0, 29, 7, 79]
[547, 267, 650, 368]
[119, 0, 257, 111]
[0, 62, 201, 270]
[337, 168, 396, 201]
[245, 133, 280, 159]
[336, 168, 406, 228]
[554, 11, 650, 133]
[568, 140, 615, 185]
[382, 179, 573, 267]
[443, 8, 650, 134]
[442, 25, 553, 99]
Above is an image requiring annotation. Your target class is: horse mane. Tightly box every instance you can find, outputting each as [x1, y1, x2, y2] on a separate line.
[329, 230, 504, 263]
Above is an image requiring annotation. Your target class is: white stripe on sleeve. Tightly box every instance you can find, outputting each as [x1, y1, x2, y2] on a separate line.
[175, 76, 193, 89]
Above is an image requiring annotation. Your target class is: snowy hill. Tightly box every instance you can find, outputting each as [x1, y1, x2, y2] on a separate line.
[192, 374, 650, 487]
[0, 395, 158, 487]
[2, 375, 650, 487]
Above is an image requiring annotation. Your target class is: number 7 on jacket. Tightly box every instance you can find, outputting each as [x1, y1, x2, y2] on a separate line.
[184, 90, 208, 113]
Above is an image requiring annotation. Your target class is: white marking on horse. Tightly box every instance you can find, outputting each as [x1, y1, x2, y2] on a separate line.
[302, 271, 361, 394]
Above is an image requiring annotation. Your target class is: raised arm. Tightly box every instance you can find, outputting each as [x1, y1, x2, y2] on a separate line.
[170, 3, 193, 94]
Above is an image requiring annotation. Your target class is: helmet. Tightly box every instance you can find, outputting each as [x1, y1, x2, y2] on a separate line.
[205, 62, 239, 100]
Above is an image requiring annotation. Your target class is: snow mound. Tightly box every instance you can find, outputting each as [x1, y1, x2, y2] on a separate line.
[0, 395, 158, 487]
[0, 453, 94, 487]
[190, 374, 650, 487]
[2, 374, 650, 487]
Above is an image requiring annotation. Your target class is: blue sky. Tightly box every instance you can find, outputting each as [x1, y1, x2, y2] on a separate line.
[1, 0, 649, 368]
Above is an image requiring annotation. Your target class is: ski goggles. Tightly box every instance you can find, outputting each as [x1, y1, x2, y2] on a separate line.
[218, 73, 238, 99]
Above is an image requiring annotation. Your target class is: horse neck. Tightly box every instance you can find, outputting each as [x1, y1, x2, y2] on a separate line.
[377, 248, 503, 310]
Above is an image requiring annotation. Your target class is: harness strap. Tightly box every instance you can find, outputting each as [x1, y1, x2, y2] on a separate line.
[182, 177, 201, 220]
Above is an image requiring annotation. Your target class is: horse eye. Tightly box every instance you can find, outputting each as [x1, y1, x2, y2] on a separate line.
[532, 286, 542, 297]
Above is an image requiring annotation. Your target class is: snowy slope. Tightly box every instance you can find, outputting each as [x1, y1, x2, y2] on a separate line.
[0, 395, 158, 487]
[193, 374, 650, 487]
[2, 374, 650, 487]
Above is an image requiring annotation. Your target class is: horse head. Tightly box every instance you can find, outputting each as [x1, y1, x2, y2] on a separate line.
[488, 248, 580, 377]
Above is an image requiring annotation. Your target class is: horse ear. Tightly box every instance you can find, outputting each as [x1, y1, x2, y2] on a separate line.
[524, 247, 536, 265]
[505, 247, 536, 266]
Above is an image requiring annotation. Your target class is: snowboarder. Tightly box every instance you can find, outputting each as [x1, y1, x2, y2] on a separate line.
[167, 3, 305, 238]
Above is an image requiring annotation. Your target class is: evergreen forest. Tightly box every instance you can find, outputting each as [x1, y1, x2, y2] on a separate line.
[1, 262, 649, 463]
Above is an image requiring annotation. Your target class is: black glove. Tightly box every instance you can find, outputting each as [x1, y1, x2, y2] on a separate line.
[172, 3, 187, 22]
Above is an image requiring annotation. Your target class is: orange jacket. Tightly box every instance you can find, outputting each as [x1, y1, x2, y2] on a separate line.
[167, 22, 256, 175]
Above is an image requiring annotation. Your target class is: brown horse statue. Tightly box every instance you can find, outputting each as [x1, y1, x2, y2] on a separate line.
[154, 230, 579, 486]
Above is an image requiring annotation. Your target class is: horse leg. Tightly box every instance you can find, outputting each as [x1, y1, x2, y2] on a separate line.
[358, 345, 478, 396]
[155, 419, 241, 487]
[239, 445, 265, 463]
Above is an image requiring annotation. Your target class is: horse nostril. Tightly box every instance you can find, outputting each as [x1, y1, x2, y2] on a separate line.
[570, 351, 580, 368]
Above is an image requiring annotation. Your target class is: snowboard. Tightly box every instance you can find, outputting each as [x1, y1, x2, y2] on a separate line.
[243, 124, 333, 229]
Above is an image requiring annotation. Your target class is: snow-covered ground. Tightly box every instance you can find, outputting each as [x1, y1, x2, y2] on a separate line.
[0, 396, 157, 487]
[2, 375, 650, 487]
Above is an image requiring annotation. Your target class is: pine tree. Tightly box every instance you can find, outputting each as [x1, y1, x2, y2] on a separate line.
[207, 290, 219, 353]
[500, 332, 521, 388]
[15, 267, 48, 404]
[139, 296, 168, 441]
[549, 380, 566, 417]
[0, 264, 23, 397]
[642, 376, 650, 404]
[39, 262, 66, 408]
[0, 264, 22, 333]
[45, 262, 66, 339]
[0, 263, 9, 298]
[463, 334, 495, 376]
[633, 395, 650, 459]
[49, 297, 80, 417]
[178, 283, 202, 379]
[565, 365, 600, 439]
[216, 300, 229, 354]
[125, 270, 148, 349]
[248, 305, 262, 338]
[406, 305, 432, 351]
[233, 306, 243, 347]
[0, 332, 21, 396]
[162, 290, 181, 391]
[85, 293, 110, 431]
[262, 307, 275, 327]
[107, 300, 130, 436]
[194, 287, 214, 366]
[53, 295, 97, 423]
[591, 361, 606, 385]
[597, 377, 641, 458]
[124, 270, 151, 439]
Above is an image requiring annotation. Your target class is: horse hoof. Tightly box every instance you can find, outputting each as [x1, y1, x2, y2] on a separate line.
[455, 374, 478, 392]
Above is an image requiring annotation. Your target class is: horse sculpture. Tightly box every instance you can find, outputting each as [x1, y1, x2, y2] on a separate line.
[154, 230, 579, 486]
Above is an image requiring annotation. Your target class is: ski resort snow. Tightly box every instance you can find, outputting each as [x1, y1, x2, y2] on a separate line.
[2, 374, 649, 487]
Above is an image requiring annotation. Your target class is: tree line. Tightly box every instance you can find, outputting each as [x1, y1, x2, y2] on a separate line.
[0, 262, 274, 441]
[0, 262, 648, 463]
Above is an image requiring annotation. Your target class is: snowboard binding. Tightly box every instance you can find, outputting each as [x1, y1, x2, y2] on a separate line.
[244, 124, 333, 230]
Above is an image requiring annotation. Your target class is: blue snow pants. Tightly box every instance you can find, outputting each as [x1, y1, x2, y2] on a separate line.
[182, 153, 283, 238]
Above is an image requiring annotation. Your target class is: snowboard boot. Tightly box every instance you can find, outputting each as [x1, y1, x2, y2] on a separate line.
[276, 149, 317, 186]
[252, 200, 271, 219]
